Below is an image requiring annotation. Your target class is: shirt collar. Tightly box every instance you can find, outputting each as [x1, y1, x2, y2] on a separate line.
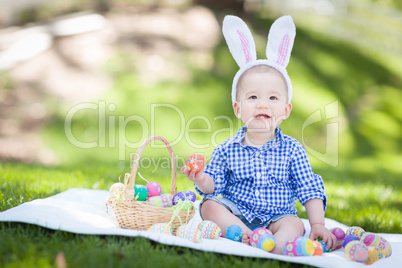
[231, 126, 284, 149]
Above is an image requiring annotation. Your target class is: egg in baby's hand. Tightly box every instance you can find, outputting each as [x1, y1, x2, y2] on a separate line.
[186, 154, 205, 172]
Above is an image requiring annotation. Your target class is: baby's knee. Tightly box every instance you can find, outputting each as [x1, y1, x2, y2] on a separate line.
[200, 199, 218, 217]
[288, 216, 304, 235]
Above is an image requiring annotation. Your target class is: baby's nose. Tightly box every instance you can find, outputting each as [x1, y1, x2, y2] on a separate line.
[257, 100, 270, 108]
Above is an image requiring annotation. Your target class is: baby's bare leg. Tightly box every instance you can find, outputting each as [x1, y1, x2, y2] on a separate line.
[268, 216, 305, 254]
[200, 200, 252, 243]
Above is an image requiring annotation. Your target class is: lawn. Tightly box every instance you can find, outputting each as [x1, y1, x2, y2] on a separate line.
[1, 1, 402, 267]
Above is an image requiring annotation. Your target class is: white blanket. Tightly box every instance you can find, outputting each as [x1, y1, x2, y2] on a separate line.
[0, 188, 400, 268]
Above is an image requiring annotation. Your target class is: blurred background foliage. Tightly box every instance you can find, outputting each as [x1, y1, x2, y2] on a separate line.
[0, 0, 401, 190]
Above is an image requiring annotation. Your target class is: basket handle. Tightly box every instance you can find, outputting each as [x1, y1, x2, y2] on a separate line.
[128, 136, 177, 196]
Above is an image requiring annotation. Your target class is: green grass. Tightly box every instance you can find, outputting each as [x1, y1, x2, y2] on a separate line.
[1, 162, 401, 267]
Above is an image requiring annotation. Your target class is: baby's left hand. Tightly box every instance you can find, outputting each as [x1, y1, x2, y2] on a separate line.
[309, 224, 337, 251]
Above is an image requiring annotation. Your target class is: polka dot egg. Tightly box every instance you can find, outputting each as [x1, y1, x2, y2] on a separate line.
[145, 181, 162, 197]
[186, 154, 206, 172]
[250, 228, 275, 252]
[176, 224, 202, 243]
[283, 236, 315, 256]
[197, 220, 222, 239]
[344, 241, 369, 263]
[109, 182, 126, 199]
[147, 223, 173, 235]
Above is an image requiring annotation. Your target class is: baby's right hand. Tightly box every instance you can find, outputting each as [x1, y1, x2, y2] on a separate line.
[180, 165, 205, 183]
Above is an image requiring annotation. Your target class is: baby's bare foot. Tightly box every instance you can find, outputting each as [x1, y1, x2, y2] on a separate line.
[242, 230, 252, 245]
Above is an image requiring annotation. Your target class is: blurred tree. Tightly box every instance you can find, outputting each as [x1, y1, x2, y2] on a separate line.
[193, 0, 244, 11]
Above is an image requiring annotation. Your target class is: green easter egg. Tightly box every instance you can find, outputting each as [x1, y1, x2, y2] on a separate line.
[134, 184, 148, 201]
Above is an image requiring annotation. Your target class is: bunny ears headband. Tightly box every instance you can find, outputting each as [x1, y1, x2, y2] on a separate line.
[222, 15, 296, 104]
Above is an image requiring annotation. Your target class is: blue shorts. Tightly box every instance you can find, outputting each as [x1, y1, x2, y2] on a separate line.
[200, 195, 303, 232]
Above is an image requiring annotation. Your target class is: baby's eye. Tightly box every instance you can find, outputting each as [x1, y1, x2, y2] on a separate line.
[270, 96, 278, 100]
[249, 95, 257, 99]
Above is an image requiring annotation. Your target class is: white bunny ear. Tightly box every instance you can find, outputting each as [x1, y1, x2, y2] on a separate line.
[266, 15, 295, 68]
[222, 15, 257, 68]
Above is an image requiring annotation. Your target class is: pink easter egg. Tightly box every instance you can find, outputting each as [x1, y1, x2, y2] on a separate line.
[250, 228, 275, 252]
[283, 236, 315, 256]
[330, 227, 345, 250]
[146, 181, 162, 197]
[344, 241, 368, 263]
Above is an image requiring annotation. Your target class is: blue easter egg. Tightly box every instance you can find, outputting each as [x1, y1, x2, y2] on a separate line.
[226, 225, 243, 242]
[316, 237, 332, 253]
[343, 234, 360, 248]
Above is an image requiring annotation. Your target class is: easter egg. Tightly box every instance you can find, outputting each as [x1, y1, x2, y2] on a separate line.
[172, 191, 197, 205]
[330, 227, 345, 250]
[109, 182, 126, 199]
[186, 154, 206, 172]
[316, 238, 332, 253]
[344, 241, 369, 263]
[145, 182, 162, 197]
[365, 246, 386, 265]
[176, 224, 202, 242]
[134, 184, 148, 201]
[312, 240, 323, 255]
[362, 234, 392, 258]
[147, 194, 173, 208]
[226, 225, 243, 242]
[250, 228, 275, 252]
[346, 226, 365, 239]
[343, 234, 360, 248]
[197, 220, 222, 239]
[283, 236, 315, 257]
[147, 223, 173, 235]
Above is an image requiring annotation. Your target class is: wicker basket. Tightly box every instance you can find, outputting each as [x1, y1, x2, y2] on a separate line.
[108, 135, 195, 232]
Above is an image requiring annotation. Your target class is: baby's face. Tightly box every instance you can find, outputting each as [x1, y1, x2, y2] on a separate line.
[233, 70, 292, 133]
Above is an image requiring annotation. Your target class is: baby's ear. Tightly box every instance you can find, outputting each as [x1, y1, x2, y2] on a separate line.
[266, 15, 296, 68]
[223, 15, 257, 68]
[233, 101, 241, 119]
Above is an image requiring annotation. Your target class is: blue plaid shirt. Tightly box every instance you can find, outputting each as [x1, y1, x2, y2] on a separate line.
[197, 126, 327, 224]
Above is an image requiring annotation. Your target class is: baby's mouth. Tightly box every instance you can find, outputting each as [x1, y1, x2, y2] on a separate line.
[255, 114, 271, 119]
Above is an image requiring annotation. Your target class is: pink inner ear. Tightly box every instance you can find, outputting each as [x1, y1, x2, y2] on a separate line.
[276, 34, 290, 67]
[237, 30, 252, 64]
